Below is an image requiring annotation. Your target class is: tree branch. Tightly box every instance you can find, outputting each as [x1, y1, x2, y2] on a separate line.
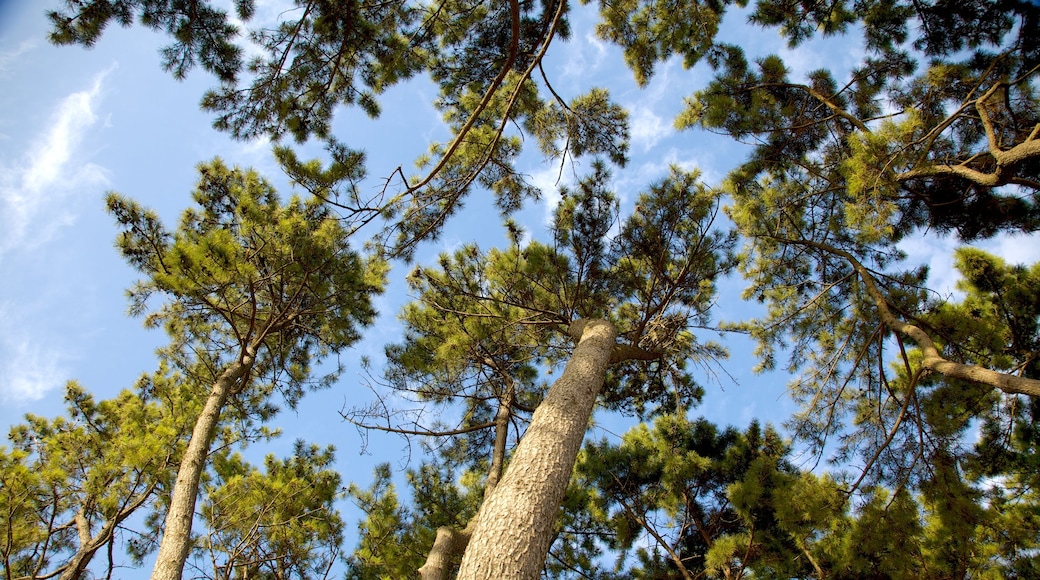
[788, 238, 1040, 397]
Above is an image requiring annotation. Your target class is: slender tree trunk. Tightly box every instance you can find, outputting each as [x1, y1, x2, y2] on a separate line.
[418, 526, 472, 580]
[418, 381, 515, 580]
[151, 356, 252, 580]
[455, 319, 617, 580]
[60, 487, 156, 580]
[483, 383, 514, 500]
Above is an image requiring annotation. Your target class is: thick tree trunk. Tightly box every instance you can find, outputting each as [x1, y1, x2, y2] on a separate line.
[150, 356, 252, 580]
[455, 319, 617, 580]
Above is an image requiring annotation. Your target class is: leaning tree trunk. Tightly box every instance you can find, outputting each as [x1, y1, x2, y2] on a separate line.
[150, 354, 252, 580]
[59, 488, 156, 580]
[454, 319, 617, 580]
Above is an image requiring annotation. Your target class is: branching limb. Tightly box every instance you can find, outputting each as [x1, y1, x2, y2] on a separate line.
[789, 237, 1040, 397]
[418, 525, 473, 580]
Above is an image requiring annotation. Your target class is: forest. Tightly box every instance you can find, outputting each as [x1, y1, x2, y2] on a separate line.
[2, 0, 1040, 578]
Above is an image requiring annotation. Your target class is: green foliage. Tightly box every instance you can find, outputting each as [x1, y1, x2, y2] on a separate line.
[42, 0, 1040, 576]
[1, 159, 389, 579]
[608, 2, 1040, 474]
[527, 87, 630, 166]
[48, 0, 636, 258]
[344, 162, 734, 576]
[109, 159, 385, 414]
[365, 161, 733, 453]
[931, 248, 1040, 379]
[48, 0, 247, 82]
[559, 415, 794, 578]
[345, 461, 482, 579]
[641, 0, 1040, 508]
[202, 0, 422, 142]
[195, 441, 345, 579]
[585, 0, 732, 86]
[0, 380, 193, 578]
[555, 412, 1040, 579]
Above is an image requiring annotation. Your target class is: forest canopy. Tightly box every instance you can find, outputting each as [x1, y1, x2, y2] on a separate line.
[2, 0, 1039, 578]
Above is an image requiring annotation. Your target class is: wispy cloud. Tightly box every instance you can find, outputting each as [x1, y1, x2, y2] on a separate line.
[0, 38, 36, 76]
[899, 231, 1040, 301]
[531, 157, 576, 227]
[0, 65, 114, 260]
[0, 328, 67, 405]
[629, 106, 669, 152]
[898, 234, 962, 299]
[558, 31, 609, 85]
[0, 66, 116, 403]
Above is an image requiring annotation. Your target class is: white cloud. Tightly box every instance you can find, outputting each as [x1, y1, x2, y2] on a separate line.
[629, 106, 670, 152]
[620, 58, 686, 153]
[0, 67, 116, 403]
[0, 338, 66, 403]
[558, 31, 609, 83]
[987, 232, 1040, 267]
[0, 305, 67, 403]
[0, 39, 36, 76]
[0, 65, 113, 260]
[618, 147, 721, 196]
[898, 234, 961, 299]
[899, 231, 1040, 301]
[531, 157, 576, 226]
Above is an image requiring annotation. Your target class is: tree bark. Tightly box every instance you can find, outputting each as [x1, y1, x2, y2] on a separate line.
[417, 379, 515, 580]
[150, 355, 252, 580]
[418, 526, 472, 580]
[454, 319, 617, 580]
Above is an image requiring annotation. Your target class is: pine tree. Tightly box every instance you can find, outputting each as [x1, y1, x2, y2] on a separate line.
[47, 0, 631, 258]
[40, 1, 1040, 575]
[108, 159, 385, 580]
[344, 161, 735, 578]
[1, 380, 192, 580]
[193, 441, 345, 579]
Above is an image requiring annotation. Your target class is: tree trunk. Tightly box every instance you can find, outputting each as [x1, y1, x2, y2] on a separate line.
[59, 487, 157, 580]
[150, 356, 252, 580]
[417, 378, 515, 579]
[455, 319, 617, 580]
[418, 526, 472, 580]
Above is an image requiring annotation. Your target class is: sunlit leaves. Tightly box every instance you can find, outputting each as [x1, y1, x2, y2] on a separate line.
[48, 0, 245, 82]
[564, 415, 795, 578]
[528, 88, 630, 166]
[202, 0, 422, 142]
[345, 461, 482, 579]
[586, 0, 730, 86]
[109, 158, 385, 409]
[842, 112, 926, 243]
[0, 381, 194, 578]
[197, 442, 345, 579]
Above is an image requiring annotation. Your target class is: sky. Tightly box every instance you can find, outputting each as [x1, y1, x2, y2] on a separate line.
[2, 0, 1040, 574]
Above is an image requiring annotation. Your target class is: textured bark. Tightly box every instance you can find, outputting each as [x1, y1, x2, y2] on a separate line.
[455, 319, 617, 580]
[417, 382, 514, 580]
[59, 512, 106, 580]
[150, 355, 252, 580]
[418, 526, 472, 580]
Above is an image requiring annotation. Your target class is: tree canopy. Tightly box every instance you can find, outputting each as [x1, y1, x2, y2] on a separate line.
[6, 0, 1039, 578]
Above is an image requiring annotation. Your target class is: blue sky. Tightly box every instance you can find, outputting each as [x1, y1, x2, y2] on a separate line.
[3, 0, 1040, 573]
